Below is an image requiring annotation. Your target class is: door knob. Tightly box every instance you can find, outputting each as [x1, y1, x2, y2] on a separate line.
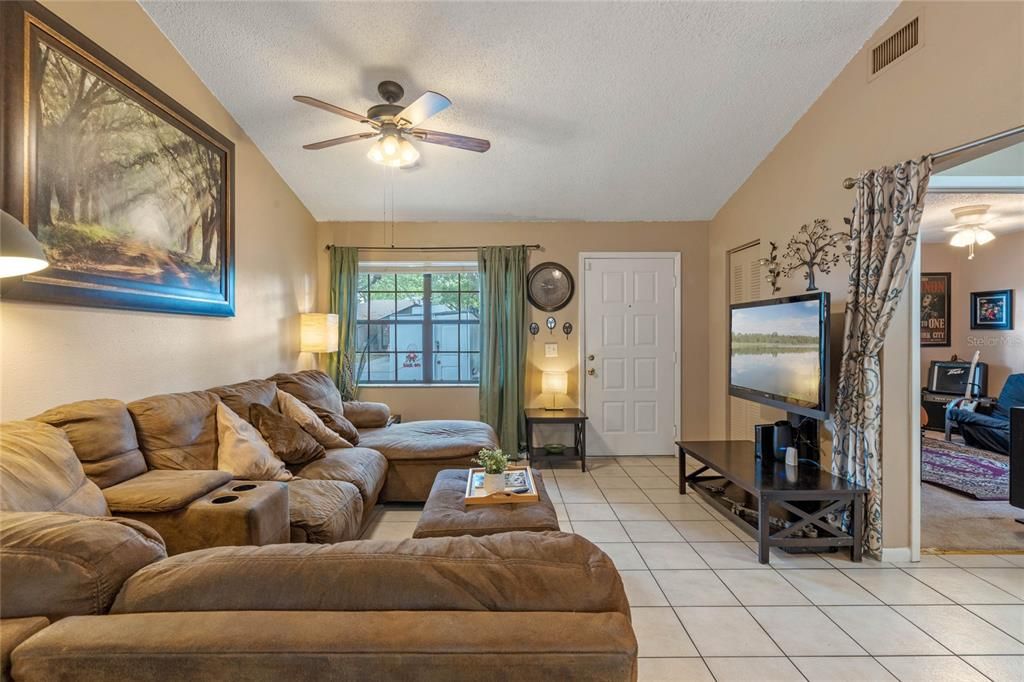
[587, 354, 595, 361]
[587, 368, 596, 376]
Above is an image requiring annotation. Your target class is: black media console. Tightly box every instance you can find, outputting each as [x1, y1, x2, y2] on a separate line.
[677, 440, 868, 564]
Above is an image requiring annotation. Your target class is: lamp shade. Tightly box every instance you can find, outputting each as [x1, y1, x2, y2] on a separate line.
[542, 371, 568, 395]
[300, 313, 339, 353]
[0, 210, 48, 278]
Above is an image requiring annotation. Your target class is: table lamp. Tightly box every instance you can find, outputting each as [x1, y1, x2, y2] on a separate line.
[300, 314, 339, 369]
[542, 371, 568, 411]
[0, 210, 48, 278]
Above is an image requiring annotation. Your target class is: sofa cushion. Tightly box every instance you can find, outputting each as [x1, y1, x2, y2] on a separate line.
[342, 401, 391, 429]
[208, 379, 278, 424]
[32, 399, 147, 489]
[0, 421, 109, 517]
[357, 420, 498, 461]
[0, 511, 166, 619]
[102, 470, 232, 513]
[249, 404, 325, 466]
[287, 479, 363, 544]
[215, 404, 291, 481]
[269, 370, 359, 444]
[12, 612, 637, 682]
[277, 390, 352, 449]
[128, 391, 220, 470]
[293, 447, 386, 506]
[1, 616, 49, 682]
[112, 532, 626, 616]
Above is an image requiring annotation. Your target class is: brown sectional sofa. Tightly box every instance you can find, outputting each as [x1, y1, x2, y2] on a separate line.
[0, 418, 637, 680]
[21, 370, 497, 551]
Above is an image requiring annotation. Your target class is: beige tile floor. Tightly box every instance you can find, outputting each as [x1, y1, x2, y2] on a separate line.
[361, 456, 1024, 682]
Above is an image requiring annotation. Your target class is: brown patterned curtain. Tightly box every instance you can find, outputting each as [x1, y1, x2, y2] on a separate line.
[832, 156, 932, 557]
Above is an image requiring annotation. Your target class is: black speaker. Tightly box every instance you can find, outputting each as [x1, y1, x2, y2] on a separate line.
[1010, 407, 1023, 512]
[772, 420, 793, 459]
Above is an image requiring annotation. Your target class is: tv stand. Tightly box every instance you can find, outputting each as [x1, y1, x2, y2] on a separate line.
[677, 440, 867, 564]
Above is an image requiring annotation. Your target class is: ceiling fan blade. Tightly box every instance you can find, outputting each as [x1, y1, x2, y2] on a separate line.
[293, 95, 371, 125]
[302, 132, 376, 151]
[409, 128, 490, 153]
[396, 91, 451, 128]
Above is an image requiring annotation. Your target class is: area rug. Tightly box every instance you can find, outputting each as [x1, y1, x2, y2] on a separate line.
[921, 437, 1009, 501]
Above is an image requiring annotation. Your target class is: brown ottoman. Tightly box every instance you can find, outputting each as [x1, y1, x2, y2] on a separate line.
[413, 469, 560, 538]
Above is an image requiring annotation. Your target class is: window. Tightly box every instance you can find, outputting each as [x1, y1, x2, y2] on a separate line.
[355, 270, 480, 384]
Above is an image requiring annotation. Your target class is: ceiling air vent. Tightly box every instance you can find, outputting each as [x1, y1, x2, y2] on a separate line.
[869, 16, 921, 79]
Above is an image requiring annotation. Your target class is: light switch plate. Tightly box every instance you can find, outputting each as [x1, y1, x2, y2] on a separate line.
[544, 343, 558, 358]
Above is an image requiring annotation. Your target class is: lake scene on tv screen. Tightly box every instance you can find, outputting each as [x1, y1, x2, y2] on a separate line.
[731, 300, 821, 405]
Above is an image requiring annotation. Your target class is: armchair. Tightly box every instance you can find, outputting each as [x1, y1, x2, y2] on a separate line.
[947, 374, 1024, 455]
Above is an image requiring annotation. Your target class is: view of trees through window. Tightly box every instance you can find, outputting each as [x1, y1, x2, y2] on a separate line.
[355, 271, 480, 384]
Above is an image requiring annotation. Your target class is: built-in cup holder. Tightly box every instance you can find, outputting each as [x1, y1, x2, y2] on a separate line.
[211, 495, 238, 505]
[232, 484, 257, 492]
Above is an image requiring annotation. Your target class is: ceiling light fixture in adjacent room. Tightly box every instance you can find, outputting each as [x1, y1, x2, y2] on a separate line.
[0, 210, 49, 278]
[944, 204, 996, 260]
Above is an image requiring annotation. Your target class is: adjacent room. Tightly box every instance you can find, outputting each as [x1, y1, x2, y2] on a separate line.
[917, 144, 1024, 553]
[0, 1, 1021, 681]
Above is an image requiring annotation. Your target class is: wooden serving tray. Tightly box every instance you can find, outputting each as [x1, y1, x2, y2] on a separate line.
[464, 466, 540, 505]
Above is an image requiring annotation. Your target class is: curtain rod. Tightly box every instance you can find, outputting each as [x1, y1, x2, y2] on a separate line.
[323, 244, 541, 252]
[841, 125, 1024, 190]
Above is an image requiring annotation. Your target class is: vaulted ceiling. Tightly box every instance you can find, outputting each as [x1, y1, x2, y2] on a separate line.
[143, 1, 897, 222]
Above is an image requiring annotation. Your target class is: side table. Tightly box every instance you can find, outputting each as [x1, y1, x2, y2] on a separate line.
[525, 408, 588, 472]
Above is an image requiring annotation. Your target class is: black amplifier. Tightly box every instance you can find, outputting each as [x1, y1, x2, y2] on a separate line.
[927, 361, 988, 397]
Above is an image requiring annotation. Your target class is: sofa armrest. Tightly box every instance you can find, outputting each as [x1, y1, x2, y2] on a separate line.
[1, 617, 48, 682]
[0, 512, 166, 619]
[113, 531, 629, 617]
[342, 401, 391, 429]
[948, 408, 1008, 430]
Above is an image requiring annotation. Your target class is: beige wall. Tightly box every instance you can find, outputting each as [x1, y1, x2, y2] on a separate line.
[318, 221, 710, 444]
[0, 1, 318, 420]
[706, 1, 1023, 551]
[921, 232, 1024, 397]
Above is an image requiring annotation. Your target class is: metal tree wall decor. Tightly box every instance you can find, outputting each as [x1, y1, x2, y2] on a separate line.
[782, 218, 845, 292]
[759, 241, 783, 295]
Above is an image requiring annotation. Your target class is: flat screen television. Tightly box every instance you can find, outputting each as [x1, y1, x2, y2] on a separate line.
[729, 292, 830, 420]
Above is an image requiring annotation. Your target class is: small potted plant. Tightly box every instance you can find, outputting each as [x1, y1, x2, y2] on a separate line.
[474, 448, 509, 494]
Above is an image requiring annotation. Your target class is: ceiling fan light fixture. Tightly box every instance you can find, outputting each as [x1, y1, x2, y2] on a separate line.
[398, 138, 419, 165]
[949, 229, 976, 247]
[975, 228, 996, 245]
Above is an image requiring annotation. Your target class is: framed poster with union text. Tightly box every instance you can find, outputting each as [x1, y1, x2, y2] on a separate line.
[920, 273, 951, 347]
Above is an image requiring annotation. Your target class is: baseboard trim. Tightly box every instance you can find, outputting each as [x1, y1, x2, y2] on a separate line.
[881, 547, 912, 563]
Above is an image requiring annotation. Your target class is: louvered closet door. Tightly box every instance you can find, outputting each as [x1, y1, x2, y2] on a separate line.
[728, 244, 766, 441]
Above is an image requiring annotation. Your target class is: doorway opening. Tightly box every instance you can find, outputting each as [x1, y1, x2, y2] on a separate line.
[915, 139, 1024, 553]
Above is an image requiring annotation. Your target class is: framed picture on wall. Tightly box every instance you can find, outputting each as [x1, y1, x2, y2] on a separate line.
[920, 272, 951, 346]
[970, 290, 1014, 331]
[0, 1, 235, 316]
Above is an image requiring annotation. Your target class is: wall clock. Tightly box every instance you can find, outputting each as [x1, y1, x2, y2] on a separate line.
[527, 262, 575, 312]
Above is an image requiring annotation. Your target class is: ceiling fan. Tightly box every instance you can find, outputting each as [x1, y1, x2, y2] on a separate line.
[294, 81, 490, 168]
[942, 204, 996, 259]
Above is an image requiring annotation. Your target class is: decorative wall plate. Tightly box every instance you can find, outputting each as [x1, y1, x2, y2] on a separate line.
[527, 262, 574, 312]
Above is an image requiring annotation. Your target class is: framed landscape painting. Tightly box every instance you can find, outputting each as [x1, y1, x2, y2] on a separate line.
[920, 272, 951, 346]
[970, 290, 1014, 331]
[1, 1, 235, 316]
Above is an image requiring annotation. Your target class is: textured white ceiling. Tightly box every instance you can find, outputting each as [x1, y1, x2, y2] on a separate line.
[142, 1, 896, 222]
[920, 193, 1024, 244]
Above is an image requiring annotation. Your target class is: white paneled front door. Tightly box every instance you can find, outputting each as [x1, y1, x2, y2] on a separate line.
[582, 255, 678, 456]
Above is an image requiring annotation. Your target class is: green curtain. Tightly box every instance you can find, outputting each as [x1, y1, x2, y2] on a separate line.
[477, 245, 528, 455]
[327, 246, 361, 400]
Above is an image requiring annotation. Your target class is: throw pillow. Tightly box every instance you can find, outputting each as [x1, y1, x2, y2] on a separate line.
[215, 403, 291, 481]
[249, 404, 325, 466]
[269, 370, 360, 444]
[276, 390, 353, 449]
